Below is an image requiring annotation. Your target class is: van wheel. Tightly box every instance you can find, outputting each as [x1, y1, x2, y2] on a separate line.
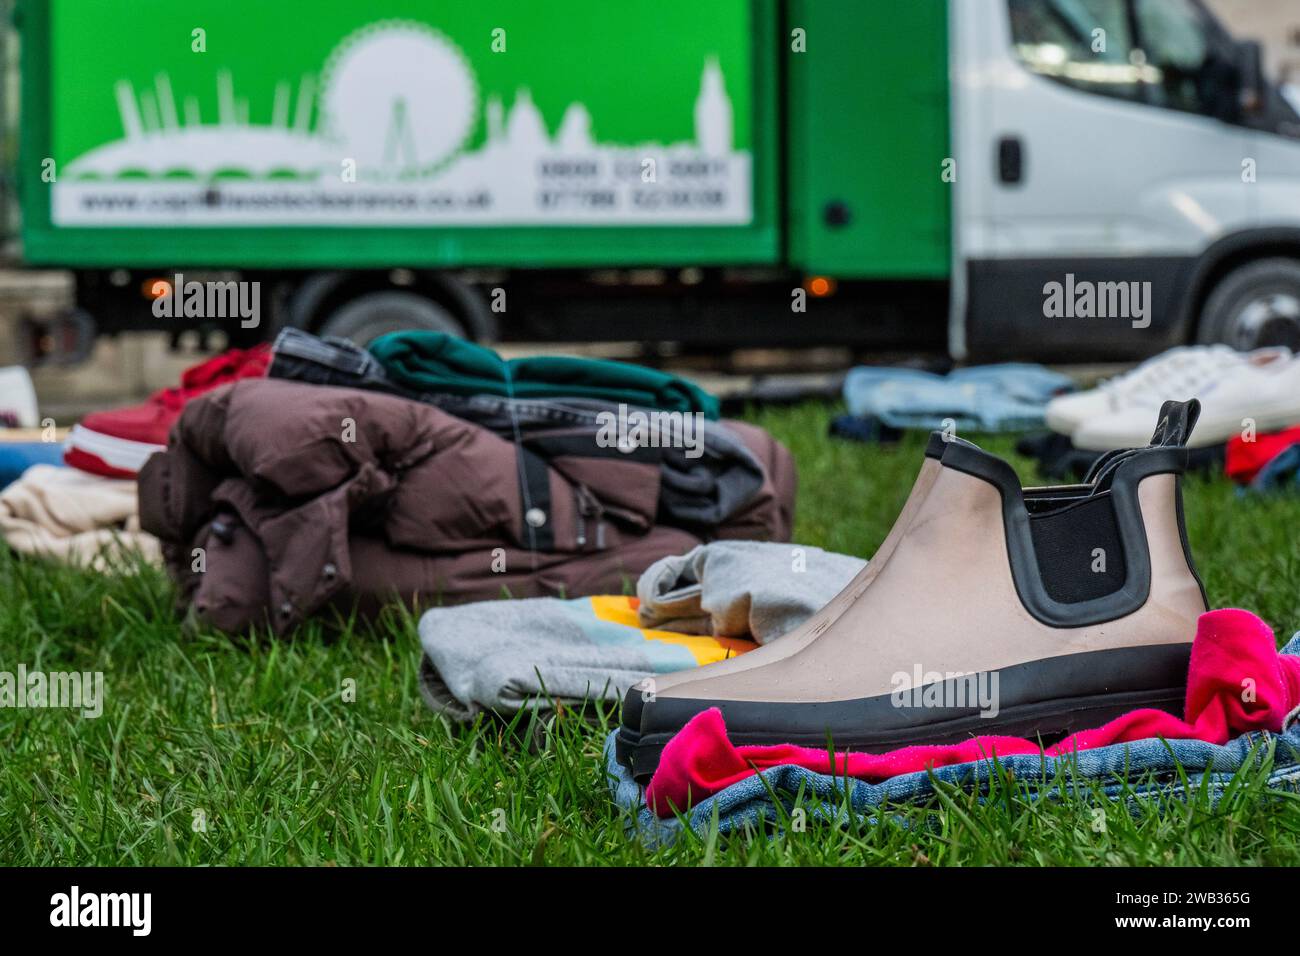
[1197, 258, 1300, 351]
[317, 290, 467, 346]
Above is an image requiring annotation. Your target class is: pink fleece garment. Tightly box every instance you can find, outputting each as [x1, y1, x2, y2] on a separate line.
[646, 609, 1300, 817]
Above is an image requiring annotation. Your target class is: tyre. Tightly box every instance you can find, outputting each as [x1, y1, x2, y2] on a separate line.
[316, 290, 467, 346]
[1197, 257, 1300, 351]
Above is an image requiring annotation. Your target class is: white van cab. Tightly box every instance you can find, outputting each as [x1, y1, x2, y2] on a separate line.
[951, 0, 1300, 359]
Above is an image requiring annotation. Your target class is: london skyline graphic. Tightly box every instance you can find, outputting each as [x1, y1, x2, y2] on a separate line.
[55, 20, 752, 227]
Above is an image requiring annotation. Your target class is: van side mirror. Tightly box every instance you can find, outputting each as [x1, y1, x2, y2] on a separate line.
[1238, 40, 1266, 116]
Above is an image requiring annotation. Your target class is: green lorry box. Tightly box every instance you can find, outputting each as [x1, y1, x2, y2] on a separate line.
[17, 0, 950, 279]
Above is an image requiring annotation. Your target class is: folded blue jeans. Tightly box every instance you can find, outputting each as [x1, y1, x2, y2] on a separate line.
[843, 363, 1075, 433]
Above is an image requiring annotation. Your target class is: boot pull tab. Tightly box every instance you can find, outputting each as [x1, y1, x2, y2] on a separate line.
[1148, 398, 1201, 448]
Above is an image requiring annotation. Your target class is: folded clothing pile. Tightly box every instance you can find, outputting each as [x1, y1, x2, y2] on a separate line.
[140, 334, 795, 635]
[0, 464, 160, 570]
[0, 365, 161, 568]
[419, 594, 758, 723]
[417, 541, 863, 721]
[269, 329, 773, 531]
[0, 346, 271, 569]
[836, 363, 1074, 439]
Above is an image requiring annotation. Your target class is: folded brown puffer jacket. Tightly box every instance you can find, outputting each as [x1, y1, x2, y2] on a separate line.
[138, 379, 795, 634]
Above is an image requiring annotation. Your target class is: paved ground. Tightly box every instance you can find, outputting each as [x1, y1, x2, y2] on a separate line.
[0, 268, 1123, 423]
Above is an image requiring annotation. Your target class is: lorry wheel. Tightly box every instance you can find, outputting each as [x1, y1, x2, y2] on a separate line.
[1197, 258, 1300, 351]
[317, 290, 468, 346]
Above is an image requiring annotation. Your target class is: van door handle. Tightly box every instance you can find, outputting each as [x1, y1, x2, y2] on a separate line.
[997, 136, 1025, 185]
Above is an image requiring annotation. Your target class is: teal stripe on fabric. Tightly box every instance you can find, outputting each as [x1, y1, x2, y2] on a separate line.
[563, 598, 697, 674]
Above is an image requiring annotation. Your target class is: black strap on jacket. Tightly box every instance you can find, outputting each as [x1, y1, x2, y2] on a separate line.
[517, 445, 555, 551]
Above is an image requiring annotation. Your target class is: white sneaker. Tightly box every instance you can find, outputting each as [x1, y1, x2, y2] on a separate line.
[1045, 345, 1247, 436]
[0, 366, 39, 428]
[1073, 347, 1299, 450]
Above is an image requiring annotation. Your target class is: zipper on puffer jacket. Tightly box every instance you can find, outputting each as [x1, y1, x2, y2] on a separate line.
[574, 485, 606, 550]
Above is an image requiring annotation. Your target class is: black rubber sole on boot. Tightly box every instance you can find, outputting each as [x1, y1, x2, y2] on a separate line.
[629, 685, 1187, 782]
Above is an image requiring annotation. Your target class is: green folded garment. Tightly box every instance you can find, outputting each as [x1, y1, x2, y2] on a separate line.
[368, 331, 720, 419]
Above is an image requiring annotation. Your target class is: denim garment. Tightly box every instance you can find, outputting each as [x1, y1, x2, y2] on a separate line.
[269, 329, 766, 528]
[843, 364, 1075, 433]
[268, 327, 415, 394]
[1250, 444, 1300, 492]
[606, 635, 1300, 848]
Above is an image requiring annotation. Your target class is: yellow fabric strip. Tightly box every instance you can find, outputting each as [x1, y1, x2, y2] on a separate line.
[588, 594, 757, 666]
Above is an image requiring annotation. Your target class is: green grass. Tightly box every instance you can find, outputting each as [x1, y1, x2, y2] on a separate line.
[4, 401, 1300, 865]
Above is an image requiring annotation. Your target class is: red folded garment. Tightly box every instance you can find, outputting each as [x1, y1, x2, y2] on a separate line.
[646, 608, 1300, 817]
[1225, 426, 1300, 485]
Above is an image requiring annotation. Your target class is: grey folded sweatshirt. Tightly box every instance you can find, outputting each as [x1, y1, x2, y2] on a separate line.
[418, 540, 864, 721]
[634, 540, 865, 643]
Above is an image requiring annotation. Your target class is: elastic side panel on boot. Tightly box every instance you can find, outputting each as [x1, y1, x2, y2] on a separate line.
[1028, 495, 1127, 604]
